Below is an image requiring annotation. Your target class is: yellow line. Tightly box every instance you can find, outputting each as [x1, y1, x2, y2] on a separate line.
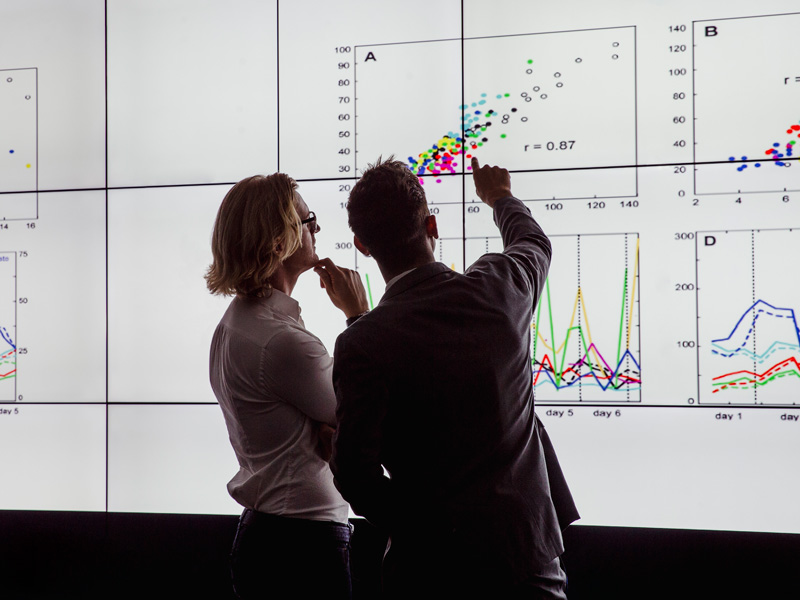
[626, 238, 640, 347]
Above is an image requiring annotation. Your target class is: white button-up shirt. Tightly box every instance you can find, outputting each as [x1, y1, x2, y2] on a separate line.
[210, 290, 348, 523]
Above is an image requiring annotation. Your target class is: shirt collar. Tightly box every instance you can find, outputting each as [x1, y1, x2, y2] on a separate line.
[254, 288, 302, 322]
[384, 267, 418, 292]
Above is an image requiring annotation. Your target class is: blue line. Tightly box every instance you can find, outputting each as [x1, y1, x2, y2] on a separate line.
[712, 299, 800, 349]
[0, 327, 16, 350]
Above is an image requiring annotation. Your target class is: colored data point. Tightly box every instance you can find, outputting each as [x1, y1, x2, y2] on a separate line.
[8, 150, 13, 154]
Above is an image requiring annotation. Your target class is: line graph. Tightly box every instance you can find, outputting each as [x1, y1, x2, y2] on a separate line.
[0, 252, 16, 402]
[697, 229, 800, 404]
[353, 26, 637, 201]
[709, 300, 800, 398]
[466, 232, 641, 402]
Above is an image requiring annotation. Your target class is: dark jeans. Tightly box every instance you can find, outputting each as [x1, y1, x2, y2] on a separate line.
[230, 509, 352, 600]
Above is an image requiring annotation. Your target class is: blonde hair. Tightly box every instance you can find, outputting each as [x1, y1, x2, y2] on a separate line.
[205, 173, 302, 297]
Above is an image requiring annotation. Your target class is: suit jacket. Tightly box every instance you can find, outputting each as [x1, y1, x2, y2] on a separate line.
[331, 196, 579, 574]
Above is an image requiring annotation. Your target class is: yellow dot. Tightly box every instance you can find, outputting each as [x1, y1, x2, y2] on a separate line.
[26, 164, 31, 168]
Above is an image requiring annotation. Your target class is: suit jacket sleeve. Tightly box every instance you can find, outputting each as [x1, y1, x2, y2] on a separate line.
[488, 196, 552, 301]
[331, 332, 396, 530]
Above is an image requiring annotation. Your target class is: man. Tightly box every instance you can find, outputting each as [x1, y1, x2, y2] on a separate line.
[327, 157, 579, 598]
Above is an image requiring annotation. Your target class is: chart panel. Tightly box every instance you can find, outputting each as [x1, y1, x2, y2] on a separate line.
[0, 252, 16, 402]
[354, 26, 637, 201]
[0, 68, 37, 219]
[465, 233, 641, 402]
[693, 13, 800, 195]
[697, 228, 800, 404]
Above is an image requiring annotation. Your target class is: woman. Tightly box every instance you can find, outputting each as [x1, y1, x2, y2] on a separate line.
[205, 173, 368, 599]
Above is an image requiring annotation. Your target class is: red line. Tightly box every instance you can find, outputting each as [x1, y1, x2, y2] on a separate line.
[712, 357, 800, 382]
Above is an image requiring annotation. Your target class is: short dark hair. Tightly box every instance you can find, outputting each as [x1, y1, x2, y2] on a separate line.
[347, 156, 429, 264]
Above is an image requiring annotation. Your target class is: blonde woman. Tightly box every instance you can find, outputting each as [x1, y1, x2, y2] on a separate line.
[206, 173, 367, 600]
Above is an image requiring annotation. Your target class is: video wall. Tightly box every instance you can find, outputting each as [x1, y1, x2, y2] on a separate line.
[1, 0, 798, 534]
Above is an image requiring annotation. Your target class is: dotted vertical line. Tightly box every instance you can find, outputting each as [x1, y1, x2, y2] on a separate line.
[625, 234, 630, 402]
[577, 235, 582, 402]
[752, 230, 757, 404]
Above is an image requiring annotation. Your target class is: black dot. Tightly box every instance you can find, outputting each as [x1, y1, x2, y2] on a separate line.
[511, 107, 518, 112]
[481, 138, 488, 142]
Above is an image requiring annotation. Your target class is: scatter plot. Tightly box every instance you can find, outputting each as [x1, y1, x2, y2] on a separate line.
[0, 68, 38, 219]
[354, 27, 637, 201]
[694, 14, 800, 194]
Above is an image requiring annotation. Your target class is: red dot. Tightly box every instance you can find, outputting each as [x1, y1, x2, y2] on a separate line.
[792, 125, 800, 131]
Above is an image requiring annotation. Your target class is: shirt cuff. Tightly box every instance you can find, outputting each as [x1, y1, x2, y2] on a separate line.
[346, 310, 369, 327]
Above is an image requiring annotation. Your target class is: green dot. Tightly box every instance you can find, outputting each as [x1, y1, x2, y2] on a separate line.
[478, 142, 483, 146]
[504, 93, 510, 97]
[501, 134, 507, 138]
[527, 59, 533, 64]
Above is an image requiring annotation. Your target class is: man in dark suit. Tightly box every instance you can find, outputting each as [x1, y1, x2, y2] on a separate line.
[319, 157, 579, 599]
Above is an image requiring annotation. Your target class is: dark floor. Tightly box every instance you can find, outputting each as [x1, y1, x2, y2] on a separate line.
[1, 511, 797, 599]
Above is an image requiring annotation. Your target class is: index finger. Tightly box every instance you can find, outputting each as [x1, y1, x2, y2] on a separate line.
[315, 257, 338, 271]
[471, 156, 480, 172]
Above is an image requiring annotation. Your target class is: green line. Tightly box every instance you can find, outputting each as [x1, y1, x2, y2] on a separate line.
[533, 291, 544, 365]
[713, 370, 799, 389]
[365, 273, 374, 310]
[545, 279, 560, 386]
[557, 326, 579, 382]
[615, 268, 629, 385]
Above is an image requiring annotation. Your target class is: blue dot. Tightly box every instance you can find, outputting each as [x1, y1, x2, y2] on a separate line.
[729, 156, 735, 161]
[8, 150, 13, 154]
[777, 161, 785, 166]
[755, 163, 761, 167]
[773, 143, 780, 147]
[474, 110, 481, 115]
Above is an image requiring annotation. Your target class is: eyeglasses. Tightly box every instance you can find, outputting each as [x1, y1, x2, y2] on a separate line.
[300, 211, 319, 233]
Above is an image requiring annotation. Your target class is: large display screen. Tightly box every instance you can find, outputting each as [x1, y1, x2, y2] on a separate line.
[0, 0, 798, 534]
